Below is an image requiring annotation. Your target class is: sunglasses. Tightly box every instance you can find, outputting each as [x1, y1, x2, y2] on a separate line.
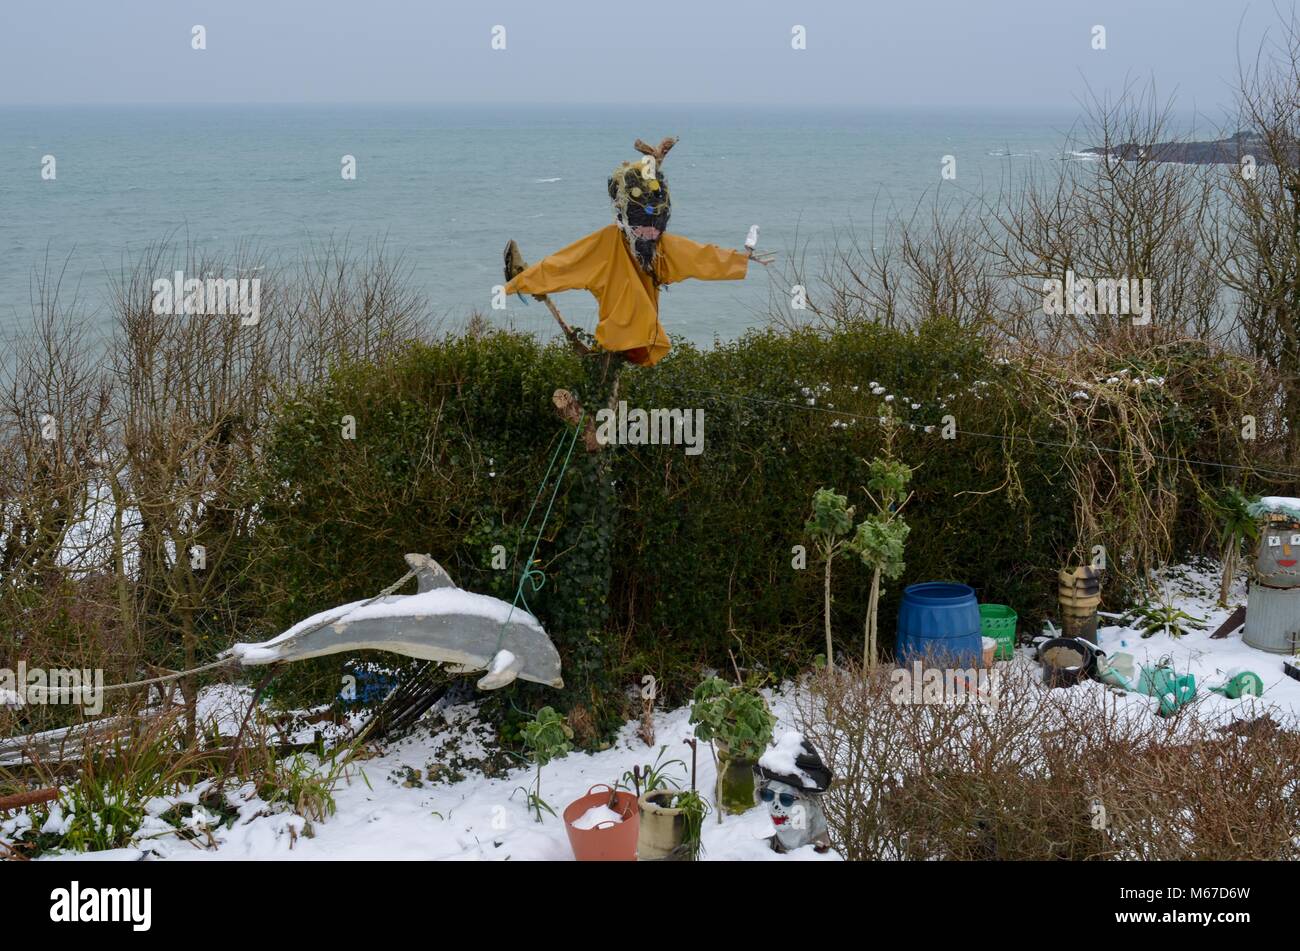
[759, 788, 797, 808]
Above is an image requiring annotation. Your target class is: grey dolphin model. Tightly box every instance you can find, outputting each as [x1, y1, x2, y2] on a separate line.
[223, 554, 563, 690]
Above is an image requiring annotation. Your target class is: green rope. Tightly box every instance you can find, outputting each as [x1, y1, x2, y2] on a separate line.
[495, 410, 586, 652]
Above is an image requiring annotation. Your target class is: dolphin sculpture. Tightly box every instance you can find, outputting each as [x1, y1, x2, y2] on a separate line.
[223, 554, 563, 690]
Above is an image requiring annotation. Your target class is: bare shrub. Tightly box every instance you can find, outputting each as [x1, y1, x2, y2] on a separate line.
[796, 662, 1300, 860]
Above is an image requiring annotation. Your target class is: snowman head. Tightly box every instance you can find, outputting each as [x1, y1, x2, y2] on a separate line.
[759, 779, 806, 827]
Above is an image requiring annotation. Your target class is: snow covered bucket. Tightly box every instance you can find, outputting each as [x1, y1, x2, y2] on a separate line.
[563, 784, 639, 861]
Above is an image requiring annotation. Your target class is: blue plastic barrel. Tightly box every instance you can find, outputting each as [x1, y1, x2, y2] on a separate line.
[896, 582, 982, 667]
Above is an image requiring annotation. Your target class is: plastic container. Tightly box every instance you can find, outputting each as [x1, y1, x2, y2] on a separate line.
[563, 784, 640, 861]
[896, 583, 982, 668]
[979, 603, 1018, 660]
[1035, 636, 1100, 688]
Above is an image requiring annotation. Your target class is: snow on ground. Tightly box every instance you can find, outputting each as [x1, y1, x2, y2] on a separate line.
[1079, 561, 1300, 724]
[12, 558, 1300, 862]
[117, 693, 833, 862]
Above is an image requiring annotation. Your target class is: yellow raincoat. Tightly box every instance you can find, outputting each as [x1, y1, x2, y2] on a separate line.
[504, 224, 749, 366]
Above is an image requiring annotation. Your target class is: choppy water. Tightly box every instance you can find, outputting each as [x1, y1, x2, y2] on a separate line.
[0, 104, 1077, 346]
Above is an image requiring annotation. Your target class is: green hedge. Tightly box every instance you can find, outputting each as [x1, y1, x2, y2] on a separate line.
[235, 320, 1258, 736]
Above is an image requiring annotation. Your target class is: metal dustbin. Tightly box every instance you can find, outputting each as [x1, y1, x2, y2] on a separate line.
[1243, 498, 1300, 653]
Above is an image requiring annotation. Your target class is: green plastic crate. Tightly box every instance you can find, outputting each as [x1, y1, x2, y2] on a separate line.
[979, 603, 1017, 660]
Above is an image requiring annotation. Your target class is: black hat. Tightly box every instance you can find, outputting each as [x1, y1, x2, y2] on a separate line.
[753, 733, 832, 793]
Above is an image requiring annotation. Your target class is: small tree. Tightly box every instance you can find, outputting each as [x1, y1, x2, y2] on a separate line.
[850, 421, 913, 666]
[805, 488, 855, 667]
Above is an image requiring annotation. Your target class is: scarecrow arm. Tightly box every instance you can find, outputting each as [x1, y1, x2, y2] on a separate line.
[504, 230, 606, 297]
[504, 236, 603, 355]
[657, 234, 752, 284]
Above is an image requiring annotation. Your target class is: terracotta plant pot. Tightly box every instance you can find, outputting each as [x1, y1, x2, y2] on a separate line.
[637, 789, 685, 861]
[563, 784, 640, 861]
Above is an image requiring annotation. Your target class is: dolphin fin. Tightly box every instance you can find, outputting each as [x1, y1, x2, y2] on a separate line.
[476, 649, 522, 690]
[404, 553, 456, 593]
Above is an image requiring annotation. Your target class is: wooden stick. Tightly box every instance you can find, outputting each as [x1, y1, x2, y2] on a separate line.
[0, 787, 59, 812]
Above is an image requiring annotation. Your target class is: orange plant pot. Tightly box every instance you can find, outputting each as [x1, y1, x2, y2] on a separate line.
[563, 784, 640, 861]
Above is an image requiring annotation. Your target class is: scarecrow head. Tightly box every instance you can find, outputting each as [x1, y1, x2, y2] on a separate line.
[609, 136, 677, 275]
[753, 731, 833, 853]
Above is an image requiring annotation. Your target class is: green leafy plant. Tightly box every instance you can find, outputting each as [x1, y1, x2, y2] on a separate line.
[256, 747, 352, 834]
[1129, 591, 1206, 639]
[619, 745, 686, 795]
[849, 417, 913, 665]
[1204, 486, 1260, 606]
[688, 676, 776, 762]
[806, 487, 856, 667]
[515, 705, 574, 821]
[671, 788, 710, 861]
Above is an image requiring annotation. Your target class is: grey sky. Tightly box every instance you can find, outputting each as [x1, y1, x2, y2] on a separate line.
[0, 0, 1279, 111]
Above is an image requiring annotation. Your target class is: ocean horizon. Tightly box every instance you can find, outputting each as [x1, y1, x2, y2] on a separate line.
[1, 102, 1167, 347]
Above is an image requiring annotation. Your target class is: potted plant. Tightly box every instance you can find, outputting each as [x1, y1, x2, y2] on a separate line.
[630, 741, 710, 861]
[689, 676, 776, 816]
[562, 782, 640, 861]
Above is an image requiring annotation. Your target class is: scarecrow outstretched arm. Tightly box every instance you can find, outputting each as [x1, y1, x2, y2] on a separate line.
[505, 229, 606, 297]
[657, 234, 750, 284]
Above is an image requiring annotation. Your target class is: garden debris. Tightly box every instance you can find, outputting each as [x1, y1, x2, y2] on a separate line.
[1207, 671, 1265, 699]
[1034, 636, 1098, 687]
[1211, 604, 1247, 639]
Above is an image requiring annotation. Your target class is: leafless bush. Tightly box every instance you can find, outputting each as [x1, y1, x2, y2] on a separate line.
[796, 663, 1300, 860]
[0, 238, 432, 742]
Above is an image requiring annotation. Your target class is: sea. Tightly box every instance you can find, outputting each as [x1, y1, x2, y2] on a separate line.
[0, 104, 1083, 347]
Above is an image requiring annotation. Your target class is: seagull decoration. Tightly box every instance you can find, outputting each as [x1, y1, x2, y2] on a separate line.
[223, 554, 563, 691]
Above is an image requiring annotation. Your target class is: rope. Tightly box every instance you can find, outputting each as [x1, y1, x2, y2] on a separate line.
[91, 567, 421, 696]
[496, 411, 586, 652]
[97, 658, 240, 695]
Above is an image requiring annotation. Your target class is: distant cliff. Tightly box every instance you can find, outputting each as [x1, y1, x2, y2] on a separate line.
[1083, 131, 1279, 165]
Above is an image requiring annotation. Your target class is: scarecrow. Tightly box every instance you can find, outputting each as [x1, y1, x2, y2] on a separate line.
[503, 136, 774, 367]
[753, 731, 833, 853]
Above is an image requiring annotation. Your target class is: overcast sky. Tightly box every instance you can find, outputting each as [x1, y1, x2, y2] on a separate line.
[0, 1, 1282, 111]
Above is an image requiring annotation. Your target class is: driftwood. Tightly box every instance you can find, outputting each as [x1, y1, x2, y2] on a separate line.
[633, 136, 679, 164]
[553, 388, 602, 452]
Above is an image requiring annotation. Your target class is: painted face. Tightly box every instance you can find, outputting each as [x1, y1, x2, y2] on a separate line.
[1257, 520, 1300, 586]
[608, 160, 671, 275]
[758, 778, 827, 852]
